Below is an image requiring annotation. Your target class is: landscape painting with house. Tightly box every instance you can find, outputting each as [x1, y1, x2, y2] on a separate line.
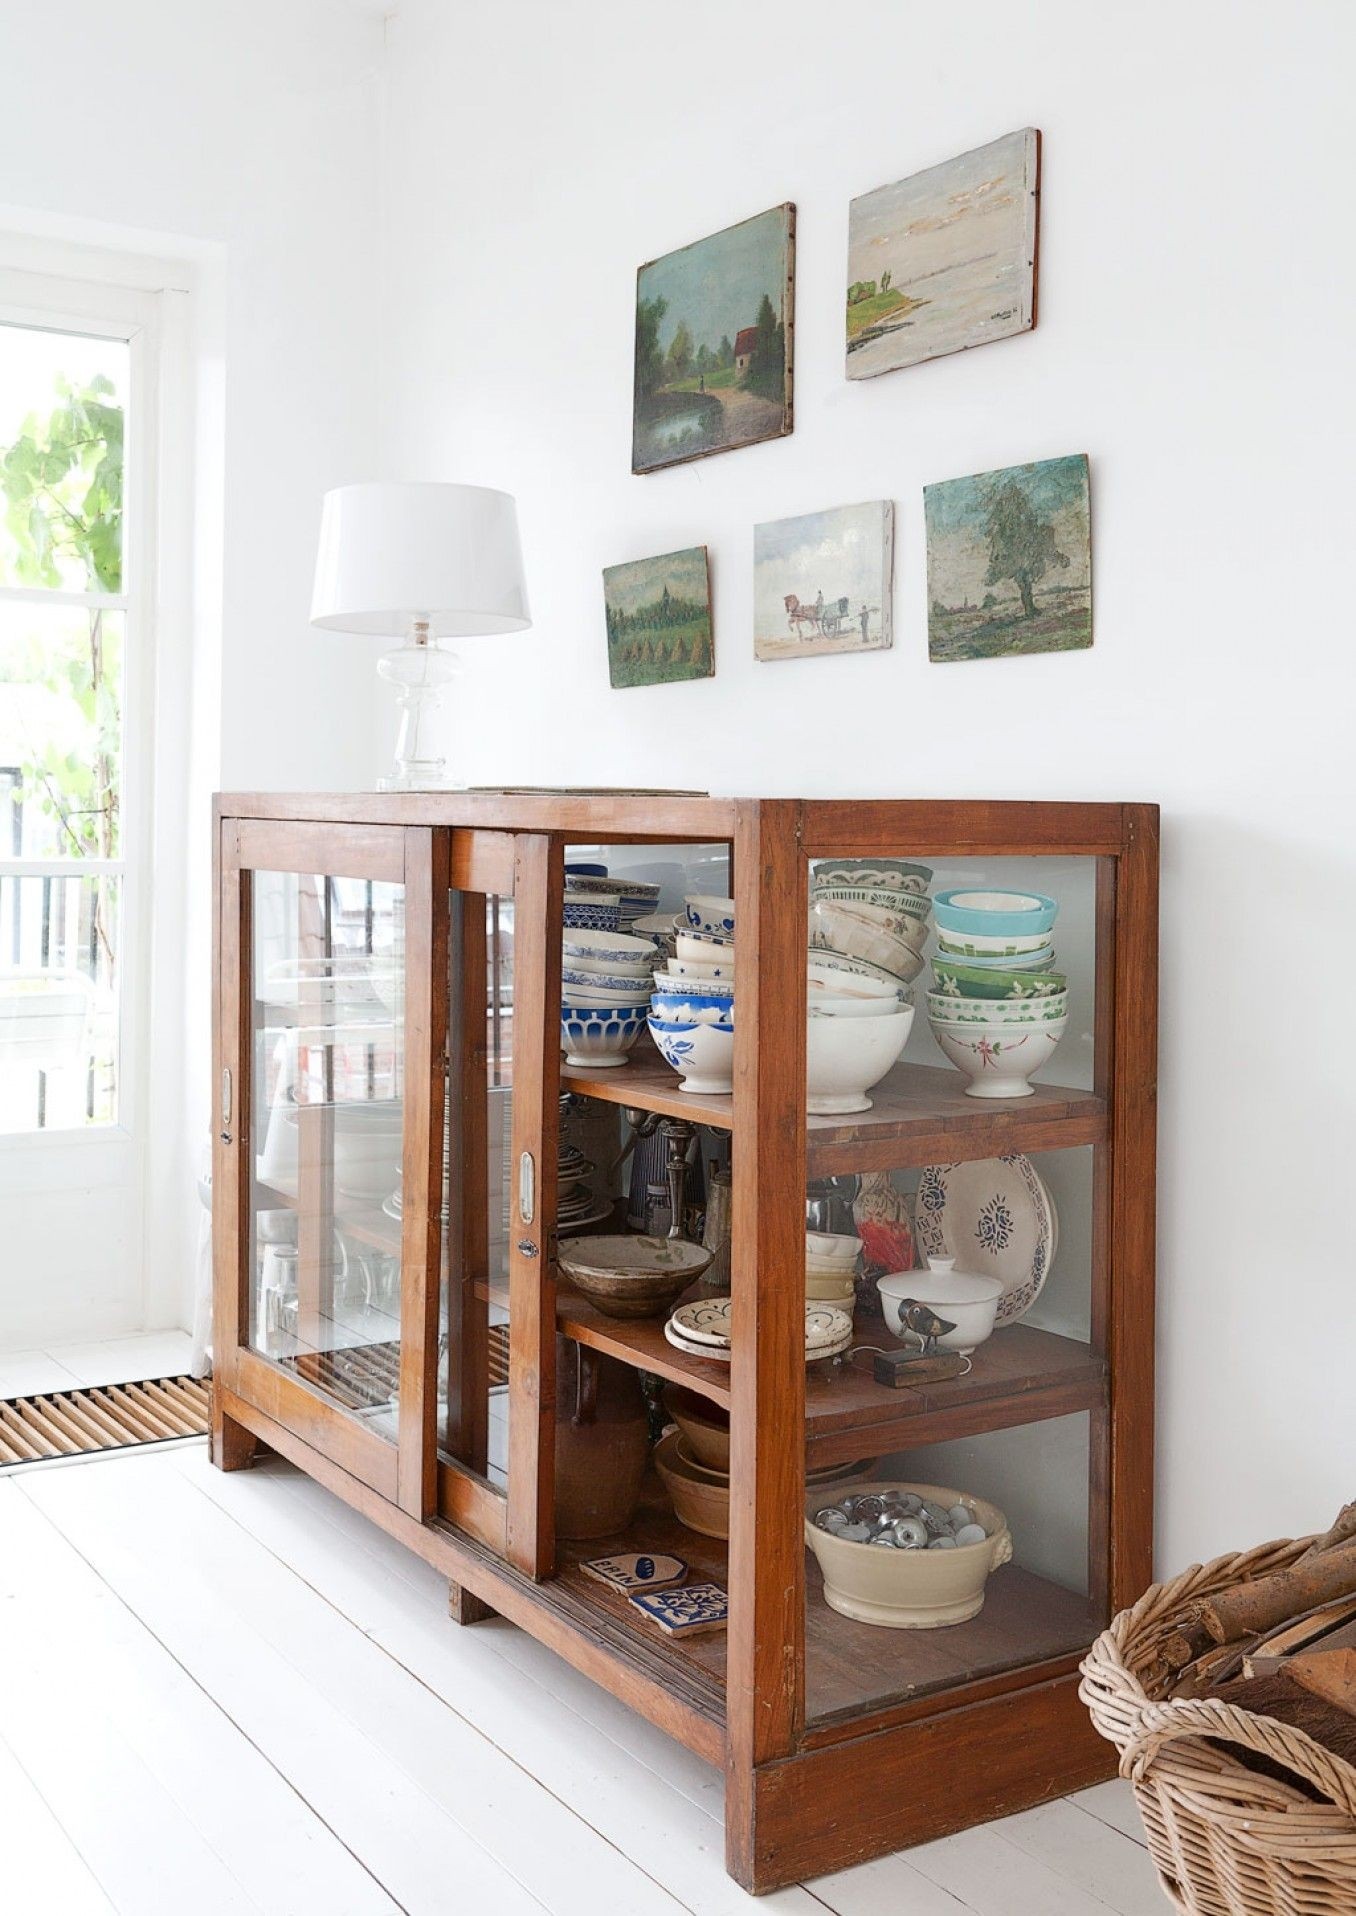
[754, 501, 893, 662]
[603, 545, 714, 688]
[846, 129, 1038, 380]
[632, 204, 794, 474]
[924, 454, 1091, 663]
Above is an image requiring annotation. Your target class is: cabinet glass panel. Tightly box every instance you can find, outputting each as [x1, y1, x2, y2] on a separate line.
[438, 892, 513, 1491]
[248, 869, 405, 1439]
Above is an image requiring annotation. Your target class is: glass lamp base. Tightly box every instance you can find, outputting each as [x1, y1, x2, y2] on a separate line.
[375, 770, 467, 792]
[377, 635, 463, 794]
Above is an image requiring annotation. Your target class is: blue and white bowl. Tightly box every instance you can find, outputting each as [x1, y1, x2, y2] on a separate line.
[675, 929, 733, 963]
[684, 895, 736, 937]
[650, 990, 734, 1028]
[560, 1005, 646, 1069]
[563, 962, 651, 995]
[561, 927, 659, 967]
[647, 1015, 735, 1095]
[563, 898, 621, 932]
[654, 965, 734, 995]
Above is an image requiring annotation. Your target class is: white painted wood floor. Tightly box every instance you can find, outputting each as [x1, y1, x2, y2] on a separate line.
[0, 1442, 1165, 1916]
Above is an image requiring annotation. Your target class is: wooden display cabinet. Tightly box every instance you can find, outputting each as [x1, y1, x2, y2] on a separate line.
[211, 793, 1157, 1893]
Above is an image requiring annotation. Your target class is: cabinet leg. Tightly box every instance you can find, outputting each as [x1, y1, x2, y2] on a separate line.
[449, 1580, 495, 1626]
[210, 1392, 265, 1472]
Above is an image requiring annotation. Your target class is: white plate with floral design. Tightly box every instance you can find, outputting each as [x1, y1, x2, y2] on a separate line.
[913, 1155, 1057, 1325]
[665, 1298, 853, 1358]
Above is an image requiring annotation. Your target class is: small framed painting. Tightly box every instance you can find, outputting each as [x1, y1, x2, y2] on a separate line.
[846, 128, 1039, 380]
[633, 204, 795, 474]
[754, 500, 893, 662]
[924, 454, 1091, 662]
[603, 545, 714, 688]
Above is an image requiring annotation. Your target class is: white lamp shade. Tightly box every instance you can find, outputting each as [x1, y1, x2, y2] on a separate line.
[310, 481, 531, 638]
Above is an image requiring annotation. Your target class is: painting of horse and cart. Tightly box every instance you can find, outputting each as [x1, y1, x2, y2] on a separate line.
[754, 500, 894, 661]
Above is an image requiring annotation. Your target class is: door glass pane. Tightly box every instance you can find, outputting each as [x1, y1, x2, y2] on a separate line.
[248, 868, 405, 1440]
[439, 892, 513, 1491]
[0, 601, 125, 860]
[0, 322, 127, 594]
[0, 870, 119, 1131]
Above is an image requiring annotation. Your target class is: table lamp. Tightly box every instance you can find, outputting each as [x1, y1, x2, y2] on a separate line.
[310, 481, 531, 790]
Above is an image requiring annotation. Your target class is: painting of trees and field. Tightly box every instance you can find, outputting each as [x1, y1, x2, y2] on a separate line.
[924, 456, 1091, 663]
[633, 204, 794, 474]
[847, 129, 1038, 380]
[603, 546, 714, 688]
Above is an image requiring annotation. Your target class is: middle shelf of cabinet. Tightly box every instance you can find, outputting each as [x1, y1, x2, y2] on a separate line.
[480, 1274, 1107, 1459]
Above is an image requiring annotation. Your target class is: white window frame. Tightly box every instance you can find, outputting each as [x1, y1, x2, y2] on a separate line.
[0, 267, 160, 1155]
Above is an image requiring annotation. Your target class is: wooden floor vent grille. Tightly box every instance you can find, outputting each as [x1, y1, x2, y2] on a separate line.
[0, 1374, 210, 1467]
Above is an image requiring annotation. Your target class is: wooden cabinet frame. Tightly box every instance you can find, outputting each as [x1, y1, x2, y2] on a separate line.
[211, 793, 1157, 1893]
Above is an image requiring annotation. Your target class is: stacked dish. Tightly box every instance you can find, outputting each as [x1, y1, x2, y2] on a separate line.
[557, 1140, 612, 1234]
[809, 858, 933, 994]
[805, 1229, 860, 1309]
[647, 901, 736, 1095]
[562, 869, 662, 935]
[560, 925, 658, 1069]
[927, 888, 1068, 1099]
[664, 1296, 853, 1365]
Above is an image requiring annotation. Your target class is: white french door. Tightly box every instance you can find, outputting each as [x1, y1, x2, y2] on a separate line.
[0, 266, 161, 1346]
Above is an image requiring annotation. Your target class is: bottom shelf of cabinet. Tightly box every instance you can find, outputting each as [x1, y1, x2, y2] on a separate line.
[557, 1478, 1103, 1735]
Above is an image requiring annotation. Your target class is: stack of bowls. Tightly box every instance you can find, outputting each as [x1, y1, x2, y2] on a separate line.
[805, 1229, 860, 1310]
[927, 888, 1068, 1099]
[808, 858, 934, 996]
[562, 874, 623, 931]
[560, 925, 658, 1069]
[647, 898, 736, 1094]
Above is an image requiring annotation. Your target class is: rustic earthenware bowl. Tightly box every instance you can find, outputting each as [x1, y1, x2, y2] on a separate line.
[558, 1234, 712, 1319]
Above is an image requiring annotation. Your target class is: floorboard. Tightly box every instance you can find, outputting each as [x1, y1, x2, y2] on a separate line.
[4, 1440, 1155, 1916]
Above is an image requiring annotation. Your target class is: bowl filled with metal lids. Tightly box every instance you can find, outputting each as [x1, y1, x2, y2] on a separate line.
[803, 1479, 1012, 1628]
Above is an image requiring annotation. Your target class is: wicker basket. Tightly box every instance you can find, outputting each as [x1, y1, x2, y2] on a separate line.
[1080, 1534, 1356, 1915]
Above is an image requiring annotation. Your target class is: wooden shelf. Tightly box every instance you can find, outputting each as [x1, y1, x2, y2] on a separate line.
[564, 1043, 1106, 1169]
[554, 1476, 1104, 1731]
[537, 1280, 1104, 1458]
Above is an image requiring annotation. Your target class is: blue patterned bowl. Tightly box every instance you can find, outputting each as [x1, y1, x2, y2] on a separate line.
[646, 1015, 735, 1095]
[683, 895, 736, 937]
[560, 1005, 646, 1069]
[563, 898, 621, 931]
[650, 990, 734, 1028]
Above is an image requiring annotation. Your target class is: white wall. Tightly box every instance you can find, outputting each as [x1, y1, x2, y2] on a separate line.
[0, 0, 385, 1333]
[378, 0, 1356, 1574]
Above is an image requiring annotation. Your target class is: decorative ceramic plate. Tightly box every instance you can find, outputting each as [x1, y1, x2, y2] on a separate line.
[663, 1319, 854, 1367]
[668, 1297, 735, 1348]
[803, 1304, 853, 1351]
[913, 1155, 1056, 1324]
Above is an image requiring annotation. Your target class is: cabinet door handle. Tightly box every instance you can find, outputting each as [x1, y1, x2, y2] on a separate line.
[221, 1067, 232, 1127]
[519, 1150, 536, 1225]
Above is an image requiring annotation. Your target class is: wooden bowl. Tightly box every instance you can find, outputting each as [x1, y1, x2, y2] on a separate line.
[558, 1234, 713, 1320]
[654, 1429, 729, 1539]
[661, 1384, 730, 1471]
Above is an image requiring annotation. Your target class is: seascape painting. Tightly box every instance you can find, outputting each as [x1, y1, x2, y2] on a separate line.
[846, 129, 1039, 380]
[924, 455, 1091, 663]
[603, 545, 714, 688]
[633, 204, 794, 474]
[754, 501, 893, 662]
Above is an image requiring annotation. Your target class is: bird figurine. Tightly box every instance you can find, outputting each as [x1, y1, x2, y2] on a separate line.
[895, 1300, 956, 1353]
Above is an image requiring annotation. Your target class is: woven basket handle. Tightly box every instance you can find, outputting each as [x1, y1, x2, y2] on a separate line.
[1123, 1697, 1356, 1820]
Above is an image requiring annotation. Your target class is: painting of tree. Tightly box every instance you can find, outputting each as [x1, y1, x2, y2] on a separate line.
[924, 455, 1091, 662]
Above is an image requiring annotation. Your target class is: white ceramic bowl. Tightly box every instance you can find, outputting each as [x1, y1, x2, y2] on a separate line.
[560, 1006, 646, 1069]
[675, 930, 734, 964]
[934, 925, 1056, 958]
[663, 954, 734, 982]
[805, 1006, 914, 1115]
[926, 990, 1068, 1026]
[683, 894, 736, 937]
[563, 983, 652, 1010]
[646, 1015, 736, 1094]
[806, 1229, 861, 1263]
[656, 964, 734, 994]
[810, 898, 926, 977]
[804, 1480, 1012, 1628]
[811, 858, 932, 896]
[303, 1101, 403, 1199]
[807, 957, 901, 1003]
[876, 1261, 1004, 1353]
[929, 1013, 1067, 1099]
[810, 989, 913, 1020]
[563, 961, 654, 993]
[809, 946, 924, 993]
[561, 928, 659, 967]
[805, 1270, 856, 1302]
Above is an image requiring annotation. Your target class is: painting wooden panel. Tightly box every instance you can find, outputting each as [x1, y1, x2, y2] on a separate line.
[603, 546, 714, 688]
[633, 205, 794, 475]
[846, 129, 1039, 380]
[925, 455, 1091, 663]
[754, 501, 893, 662]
